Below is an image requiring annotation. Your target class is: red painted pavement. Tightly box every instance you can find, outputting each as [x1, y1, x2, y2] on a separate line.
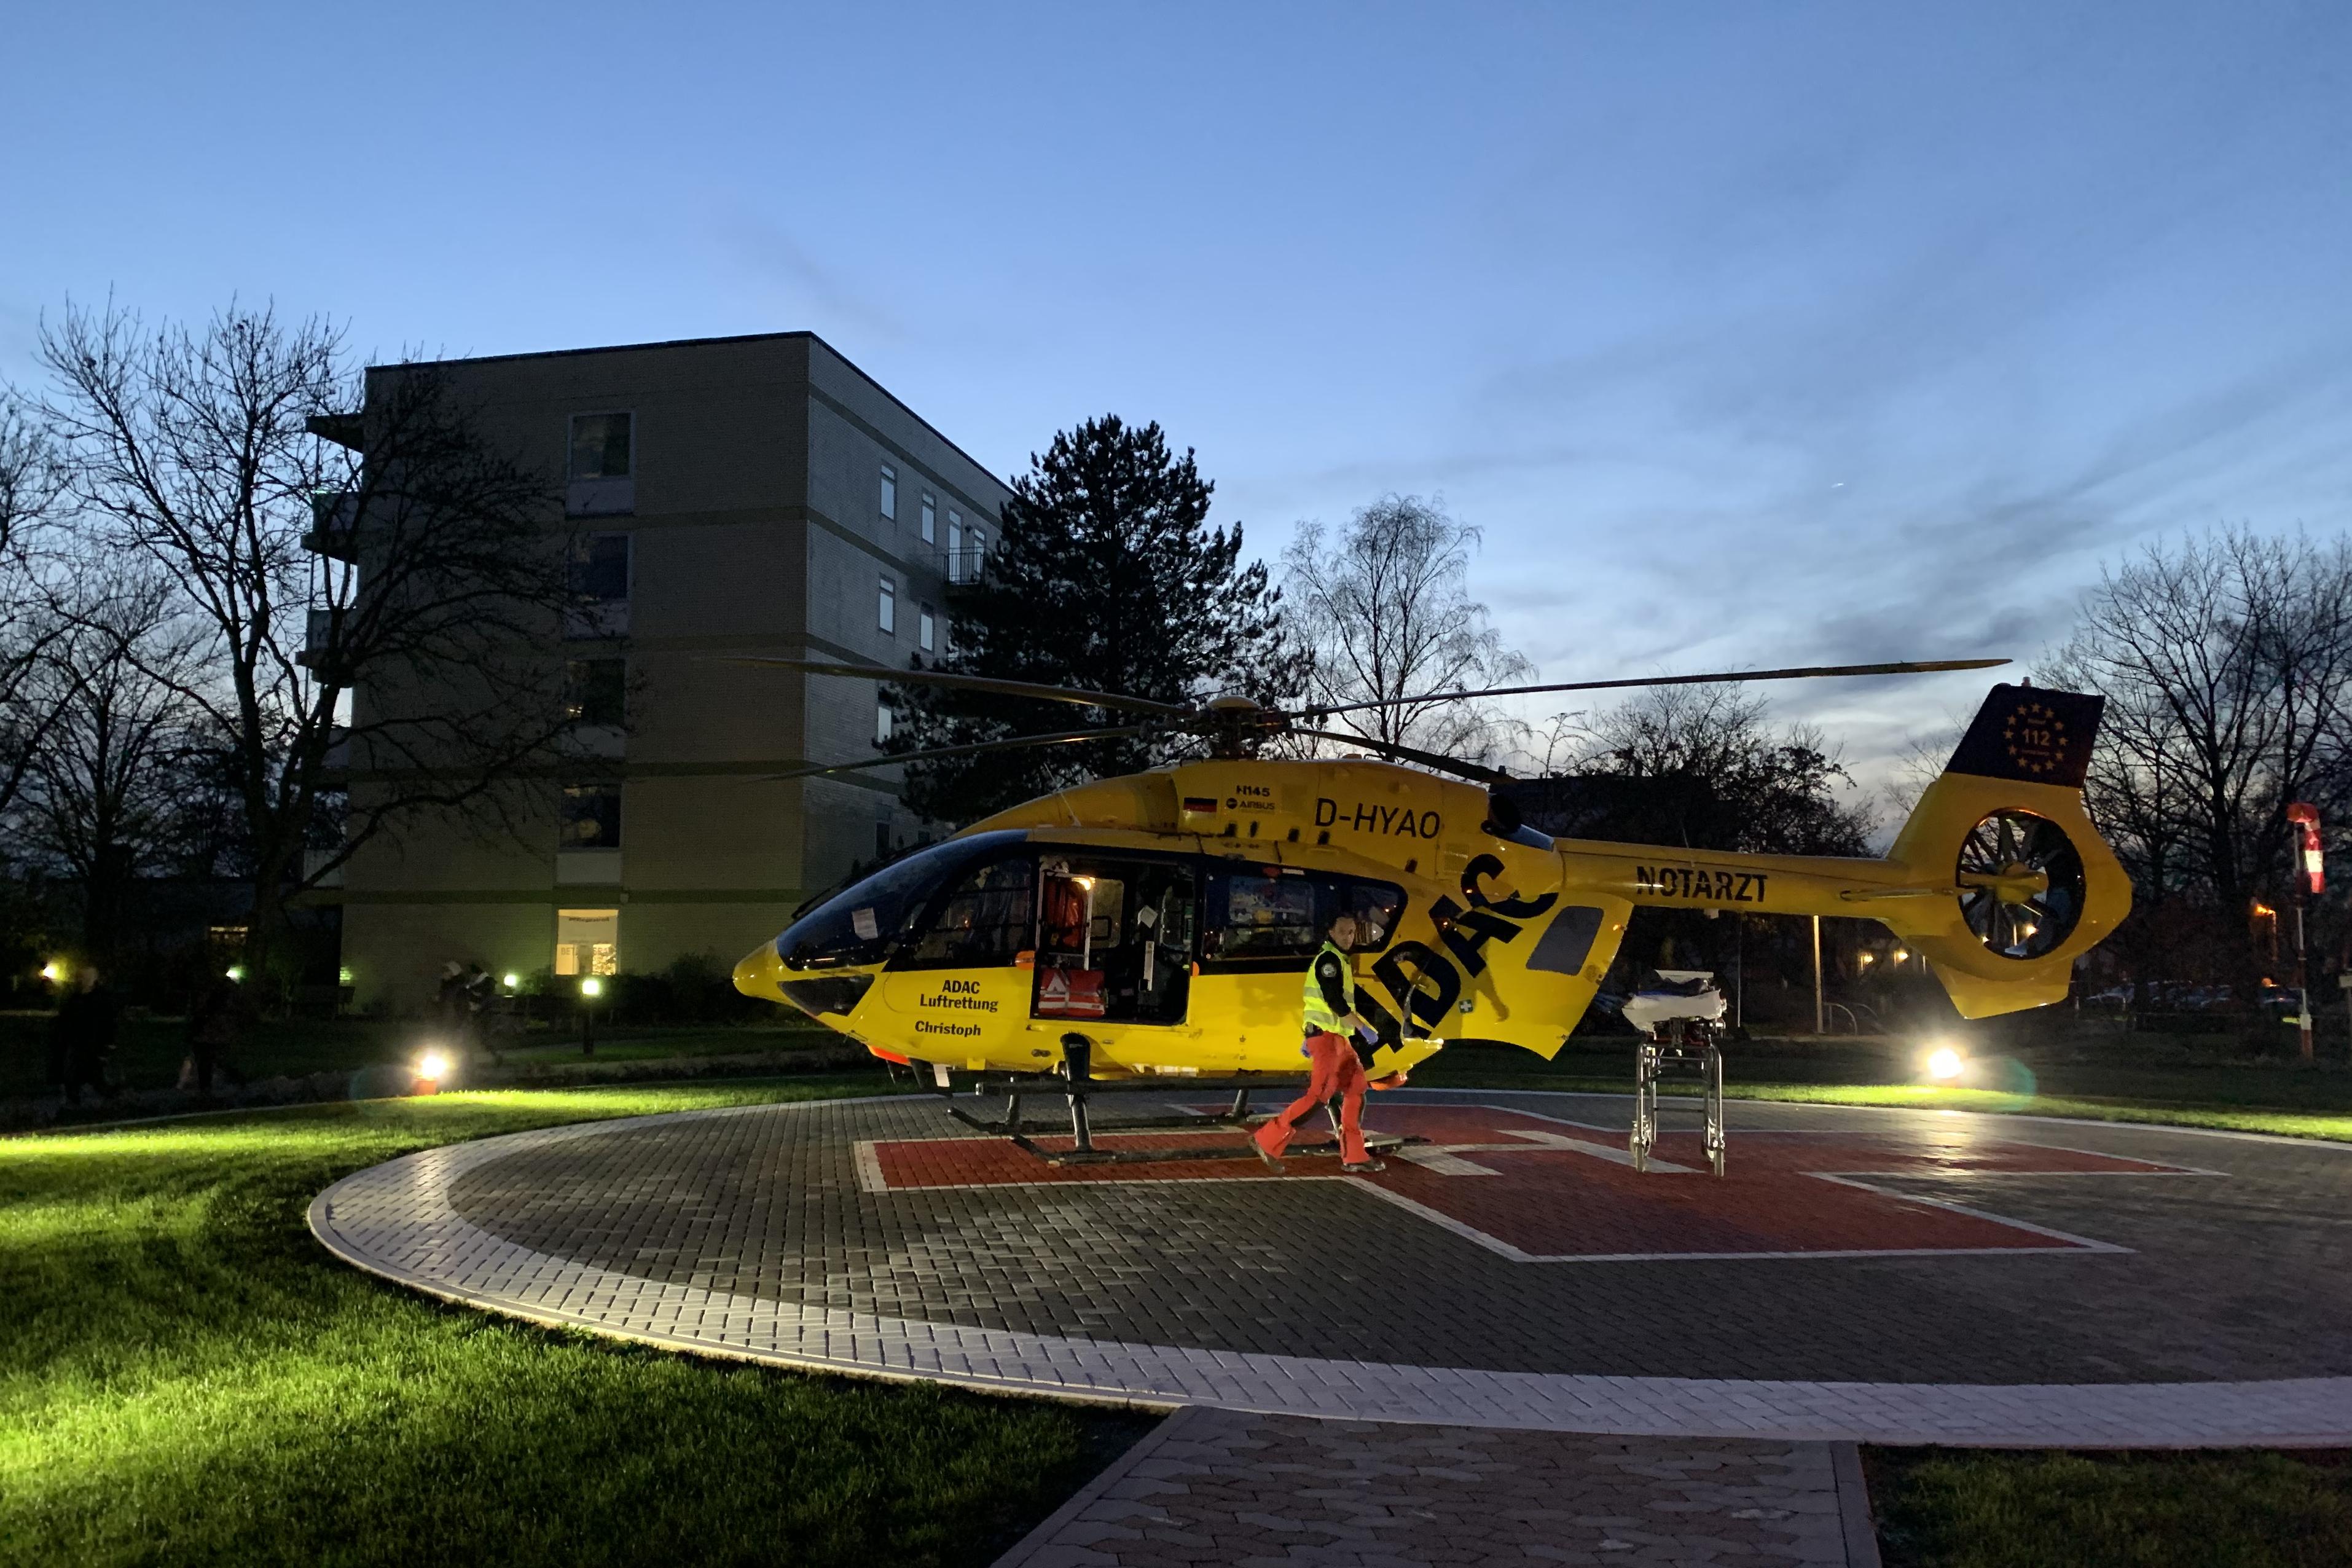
[863, 1104, 2197, 1260]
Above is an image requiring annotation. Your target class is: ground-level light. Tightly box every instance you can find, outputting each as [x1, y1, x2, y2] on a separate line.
[39, 960, 64, 983]
[1926, 1046, 1966, 1081]
[502, 972, 520, 989]
[225, 964, 247, 982]
[579, 976, 603, 998]
[418, 1050, 450, 1081]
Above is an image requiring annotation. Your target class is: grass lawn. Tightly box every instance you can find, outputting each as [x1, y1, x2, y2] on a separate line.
[0, 1074, 1154, 1567]
[0, 1011, 842, 1100]
[1416, 1043, 2352, 1143]
[1865, 1447, 2352, 1567]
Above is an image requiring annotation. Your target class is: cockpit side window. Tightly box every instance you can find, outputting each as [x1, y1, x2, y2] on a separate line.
[775, 831, 1025, 970]
[896, 854, 1036, 969]
[1201, 866, 1405, 964]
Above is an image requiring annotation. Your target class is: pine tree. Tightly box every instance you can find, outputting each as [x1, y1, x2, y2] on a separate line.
[890, 415, 1301, 823]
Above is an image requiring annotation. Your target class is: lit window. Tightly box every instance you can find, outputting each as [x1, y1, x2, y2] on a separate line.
[876, 700, 893, 746]
[564, 659, 626, 726]
[555, 907, 619, 977]
[568, 413, 632, 480]
[879, 463, 896, 520]
[919, 605, 935, 653]
[920, 494, 936, 543]
[560, 782, 622, 849]
[878, 576, 896, 634]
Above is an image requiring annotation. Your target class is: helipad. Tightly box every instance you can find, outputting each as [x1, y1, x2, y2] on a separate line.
[310, 1089, 2352, 1445]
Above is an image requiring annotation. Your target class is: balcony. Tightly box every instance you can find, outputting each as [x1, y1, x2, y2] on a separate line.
[305, 412, 364, 451]
[302, 490, 359, 560]
[566, 477, 635, 517]
[556, 850, 623, 885]
[296, 606, 348, 680]
[944, 542, 988, 594]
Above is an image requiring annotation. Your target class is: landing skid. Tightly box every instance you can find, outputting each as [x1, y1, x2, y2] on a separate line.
[932, 1033, 1418, 1168]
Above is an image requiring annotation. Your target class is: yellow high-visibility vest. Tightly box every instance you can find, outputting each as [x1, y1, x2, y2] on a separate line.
[1301, 940, 1352, 1034]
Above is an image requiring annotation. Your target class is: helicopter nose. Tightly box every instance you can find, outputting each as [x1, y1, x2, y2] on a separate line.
[733, 941, 787, 1002]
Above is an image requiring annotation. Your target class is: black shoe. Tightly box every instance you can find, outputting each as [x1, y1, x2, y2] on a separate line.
[1253, 1140, 1286, 1173]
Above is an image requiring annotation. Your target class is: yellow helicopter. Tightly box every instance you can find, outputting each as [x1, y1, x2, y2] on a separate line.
[732, 659, 2132, 1105]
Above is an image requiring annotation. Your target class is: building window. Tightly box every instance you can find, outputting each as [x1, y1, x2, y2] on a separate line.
[875, 820, 892, 858]
[919, 604, 936, 653]
[569, 413, 632, 480]
[571, 533, 630, 602]
[946, 517, 962, 581]
[875, 700, 893, 747]
[555, 907, 619, 977]
[879, 463, 896, 520]
[561, 782, 622, 850]
[565, 658, 627, 727]
[920, 494, 936, 544]
[878, 575, 896, 633]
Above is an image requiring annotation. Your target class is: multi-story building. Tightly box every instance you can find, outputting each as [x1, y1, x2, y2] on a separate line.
[319, 332, 1011, 1013]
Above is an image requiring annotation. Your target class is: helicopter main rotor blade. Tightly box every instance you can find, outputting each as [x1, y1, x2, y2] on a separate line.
[1292, 657, 2010, 722]
[718, 656, 1190, 717]
[757, 721, 1180, 782]
[1287, 727, 1515, 786]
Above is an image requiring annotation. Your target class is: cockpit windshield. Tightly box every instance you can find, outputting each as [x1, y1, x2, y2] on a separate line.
[774, 831, 1027, 971]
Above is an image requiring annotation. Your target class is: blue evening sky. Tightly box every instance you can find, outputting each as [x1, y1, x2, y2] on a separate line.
[6, 2, 2348, 796]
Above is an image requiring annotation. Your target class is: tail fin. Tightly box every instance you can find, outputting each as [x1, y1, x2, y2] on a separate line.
[1875, 684, 2131, 1018]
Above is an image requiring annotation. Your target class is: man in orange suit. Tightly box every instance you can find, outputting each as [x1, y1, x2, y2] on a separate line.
[1252, 912, 1385, 1174]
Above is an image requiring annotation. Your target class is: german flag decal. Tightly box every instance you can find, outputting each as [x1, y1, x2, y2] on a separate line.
[1946, 683, 2103, 788]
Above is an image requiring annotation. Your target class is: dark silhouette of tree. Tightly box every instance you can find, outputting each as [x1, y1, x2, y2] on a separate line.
[1513, 684, 1871, 857]
[36, 300, 578, 982]
[2043, 528, 2352, 919]
[888, 415, 1301, 823]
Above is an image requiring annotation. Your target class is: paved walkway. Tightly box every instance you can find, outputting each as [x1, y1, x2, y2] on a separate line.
[992, 1408, 1877, 1567]
[308, 1089, 2352, 1445]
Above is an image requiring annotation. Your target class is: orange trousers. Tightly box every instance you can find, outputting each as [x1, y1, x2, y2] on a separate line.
[1253, 1031, 1370, 1164]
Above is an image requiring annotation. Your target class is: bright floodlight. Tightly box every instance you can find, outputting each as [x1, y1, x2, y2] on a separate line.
[225, 964, 247, 982]
[418, 1051, 450, 1080]
[1927, 1047, 1965, 1081]
[39, 961, 63, 982]
[502, 972, 520, 989]
[580, 976, 604, 998]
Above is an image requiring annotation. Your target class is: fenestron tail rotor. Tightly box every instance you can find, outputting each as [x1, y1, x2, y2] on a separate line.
[1955, 809, 2087, 960]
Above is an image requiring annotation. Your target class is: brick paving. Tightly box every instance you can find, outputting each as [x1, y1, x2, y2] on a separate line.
[308, 1089, 2352, 1445]
[990, 1408, 1871, 1567]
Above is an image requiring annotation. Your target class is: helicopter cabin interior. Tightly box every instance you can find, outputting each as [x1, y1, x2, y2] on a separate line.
[776, 833, 1408, 1030]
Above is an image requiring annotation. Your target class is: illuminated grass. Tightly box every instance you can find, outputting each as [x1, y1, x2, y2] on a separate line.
[0, 1079, 1149, 1567]
[1866, 1447, 2352, 1567]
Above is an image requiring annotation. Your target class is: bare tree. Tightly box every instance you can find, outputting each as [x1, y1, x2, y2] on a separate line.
[1282, 495, 1533, 764]
[0, 394, 75, 821]
[37, 300, 578, 979]
[2042, 528, 2352, 917]
[10, 573, 211, 964]
[1568, 684, 1872, 856]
